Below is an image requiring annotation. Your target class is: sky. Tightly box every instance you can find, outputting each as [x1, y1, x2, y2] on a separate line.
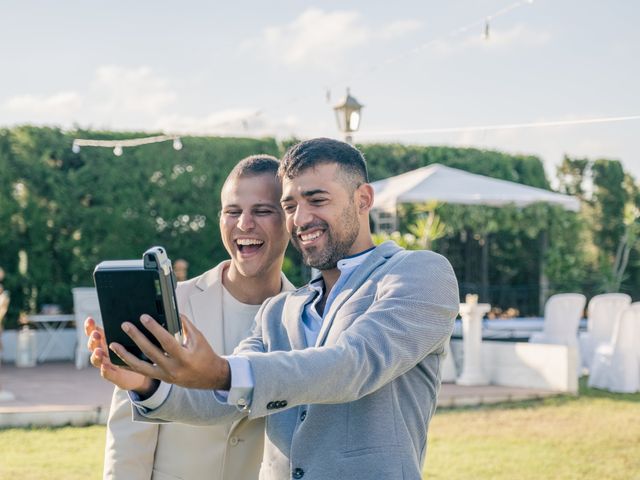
[1, 0, 638, 181]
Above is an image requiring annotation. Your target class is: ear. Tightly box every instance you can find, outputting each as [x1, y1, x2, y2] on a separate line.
[355, 183, 374, 213]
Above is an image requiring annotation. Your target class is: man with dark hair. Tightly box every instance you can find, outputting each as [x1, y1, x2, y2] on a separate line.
[87, 154, 293, 480]
[279, 137, 369, 190]
[90, 138, 459, 480]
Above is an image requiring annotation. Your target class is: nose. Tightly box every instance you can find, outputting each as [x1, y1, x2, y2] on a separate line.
[237, 211, 255, 231]
[291, 204, 313, 229]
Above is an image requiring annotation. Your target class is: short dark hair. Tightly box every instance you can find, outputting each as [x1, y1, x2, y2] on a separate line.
[279, 138, 368, 192]
[228, 154, 280, 180]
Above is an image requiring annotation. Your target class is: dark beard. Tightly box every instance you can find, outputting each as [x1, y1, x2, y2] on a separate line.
[292, 202, 360, 270]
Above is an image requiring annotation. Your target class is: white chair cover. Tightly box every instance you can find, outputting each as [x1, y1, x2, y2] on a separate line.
[72, 287, 102, 369]
[529, 293, 586, 349]
[579, 293, 631, 370]
[588, 304, 640, 393]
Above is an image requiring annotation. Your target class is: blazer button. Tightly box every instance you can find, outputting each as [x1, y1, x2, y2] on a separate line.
[229, 436, 239, 446]
[267, 401, 275, 409]
[279, 400, 288, 408]
[300, 410, 307, 422]
[292, 467, 304, 479]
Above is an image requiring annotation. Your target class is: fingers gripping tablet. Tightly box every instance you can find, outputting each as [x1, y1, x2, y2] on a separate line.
[93, 246, 182, 366]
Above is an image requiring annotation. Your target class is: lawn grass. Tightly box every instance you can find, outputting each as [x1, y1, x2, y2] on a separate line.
[1, 380, 639, 479]
[424, 378, 640, 480]
[0, 424, 105, 480]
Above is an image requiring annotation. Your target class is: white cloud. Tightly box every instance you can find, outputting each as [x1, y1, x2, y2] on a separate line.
[244, 10, 425, 70]
[0, 64, 296, 137]
[4, 91, 83, 118]
[256, 8, 371, 69]
[90, 65, 176, 116]
[0, 65, 177, 128]
[155, 109, 299, 137]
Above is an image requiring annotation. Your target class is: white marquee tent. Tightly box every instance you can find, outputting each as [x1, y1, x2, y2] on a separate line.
[371, 164, 579, 230]
[370, 164, 580, 312]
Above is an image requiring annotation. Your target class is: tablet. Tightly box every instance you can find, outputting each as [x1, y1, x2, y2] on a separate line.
[93, 246, 182, 366]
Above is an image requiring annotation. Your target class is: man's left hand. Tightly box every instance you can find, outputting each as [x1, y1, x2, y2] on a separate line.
[110, 314, 231, 390]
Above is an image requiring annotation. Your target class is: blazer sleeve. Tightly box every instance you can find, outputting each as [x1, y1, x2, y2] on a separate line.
[104, 386, 159, 480]
[243, 250, 459, 419]
[132, 299, 274, 426]
[137, 252, 458, 425]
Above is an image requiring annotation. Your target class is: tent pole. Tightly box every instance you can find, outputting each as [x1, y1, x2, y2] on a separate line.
[539, 230, 549, 315]
[480, 234, 489, 303]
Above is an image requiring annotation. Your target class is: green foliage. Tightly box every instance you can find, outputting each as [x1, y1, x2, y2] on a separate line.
[544, 206, 593, 294]
[592, 159, 627, 259]
[0, 127, 284, 327]
[1, 129, 637, 322]
[373, 201, 446, 250]
[556, 156, 639, 294]
[359, 143, 549, 188]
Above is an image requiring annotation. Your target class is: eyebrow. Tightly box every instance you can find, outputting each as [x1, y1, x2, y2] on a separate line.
[222, 202, 279, 209]
[280, 189, 329, 203]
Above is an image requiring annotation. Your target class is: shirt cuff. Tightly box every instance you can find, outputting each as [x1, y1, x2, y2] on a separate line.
[129, 381, 172, 411]
[213, 355, 254, 410]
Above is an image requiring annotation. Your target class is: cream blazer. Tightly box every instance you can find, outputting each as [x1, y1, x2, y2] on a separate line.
[103, 261, 294, 480]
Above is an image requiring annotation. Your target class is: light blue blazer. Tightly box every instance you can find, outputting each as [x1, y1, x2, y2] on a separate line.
[136, 241, 459, 480]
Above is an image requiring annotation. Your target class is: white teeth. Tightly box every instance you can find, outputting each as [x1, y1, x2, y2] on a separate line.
[300, 230, 322, 242]
[236, 238, 264, 246]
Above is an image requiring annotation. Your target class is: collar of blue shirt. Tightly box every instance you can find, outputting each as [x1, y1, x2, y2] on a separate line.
[303, 246, 375, 346]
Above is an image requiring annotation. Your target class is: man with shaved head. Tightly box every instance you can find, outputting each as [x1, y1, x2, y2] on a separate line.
[88, 154, 293, 480]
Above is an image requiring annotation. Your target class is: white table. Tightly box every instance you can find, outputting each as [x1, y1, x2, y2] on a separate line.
[28, 314, 75, 362]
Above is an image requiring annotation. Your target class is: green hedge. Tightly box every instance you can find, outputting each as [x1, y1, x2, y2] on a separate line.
[0, 127, 629, 326]
[0, 127, 293, 327]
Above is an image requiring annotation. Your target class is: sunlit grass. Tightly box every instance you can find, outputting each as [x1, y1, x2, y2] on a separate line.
[424, 378, 640, 480]
[1, 380, 639, 480]
[0, 425, 105, 480]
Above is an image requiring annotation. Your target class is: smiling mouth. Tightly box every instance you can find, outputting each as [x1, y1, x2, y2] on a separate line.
[297, 229, 325, 245]
[235, 238, 265, 255]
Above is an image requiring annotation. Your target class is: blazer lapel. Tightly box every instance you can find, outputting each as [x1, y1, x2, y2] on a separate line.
[283, 288, 315, 350]
[316, 242, 400, 347]
[188, 264, 226, 355]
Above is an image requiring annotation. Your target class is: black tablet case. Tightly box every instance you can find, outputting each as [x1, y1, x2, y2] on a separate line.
[93, 253, 181, 366]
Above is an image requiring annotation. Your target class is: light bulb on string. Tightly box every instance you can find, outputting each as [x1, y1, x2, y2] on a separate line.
[72, 142, 80, 154]
[173, 137, 183, 151]
[113, 145, 123, 156]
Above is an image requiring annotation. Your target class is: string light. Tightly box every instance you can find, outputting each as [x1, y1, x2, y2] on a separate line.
[358, 114, 640, 137]
[71, 134, 183, 156]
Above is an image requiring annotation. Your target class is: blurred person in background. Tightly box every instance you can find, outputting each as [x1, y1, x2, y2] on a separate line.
[173, 259, 189, 282]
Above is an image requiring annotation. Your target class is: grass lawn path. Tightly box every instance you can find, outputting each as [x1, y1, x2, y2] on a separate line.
[424, 380, 640, 479]
[1, 380, 638, 479]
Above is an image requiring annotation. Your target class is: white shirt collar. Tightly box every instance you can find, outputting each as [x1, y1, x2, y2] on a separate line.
[309, 246, 375, 292]
[336, 246, 374, 272]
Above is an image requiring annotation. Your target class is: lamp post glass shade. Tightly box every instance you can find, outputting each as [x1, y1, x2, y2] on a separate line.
[333, 88, 363, 139]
